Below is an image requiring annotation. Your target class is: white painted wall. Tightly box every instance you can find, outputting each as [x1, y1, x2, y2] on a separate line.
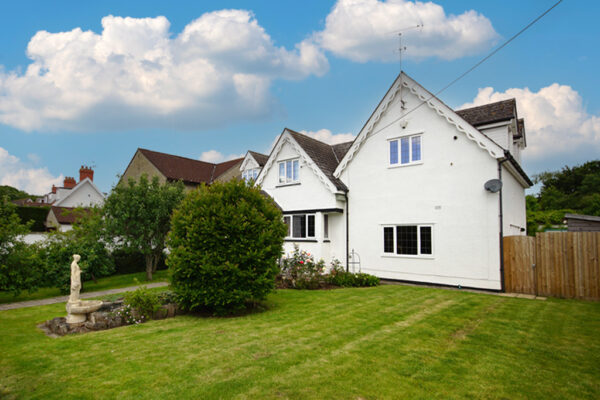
[339, 86, 506, 290]
[502, 166, 527, 236]
[55, 180, 104, 208]
[261, 137, 345, 265]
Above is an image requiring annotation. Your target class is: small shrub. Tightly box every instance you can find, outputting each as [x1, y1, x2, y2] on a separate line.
[123, 284, 161, 320]
[279, 246, 326, 289]
[325, 259, 380, 287]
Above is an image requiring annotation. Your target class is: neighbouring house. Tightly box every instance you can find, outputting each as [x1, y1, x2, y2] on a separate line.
[121, 148, 243, 190]
[565, 213, 600, 232]
[239, 151, 269, 182]
[12, 166, 105, 233]
[46, 206, 92, 232]
[247, 72, 531, 291]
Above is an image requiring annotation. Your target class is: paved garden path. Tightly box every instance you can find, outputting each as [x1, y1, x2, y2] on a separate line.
[0, 282, 169, 311]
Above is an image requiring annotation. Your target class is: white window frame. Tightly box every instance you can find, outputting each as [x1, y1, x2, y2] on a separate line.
[278, 158, 300, 184]
[284, 213, 316, 239]
[242, 168, 259, 182]
[388, 133, 423, 167]
[382, 224, 434, 258]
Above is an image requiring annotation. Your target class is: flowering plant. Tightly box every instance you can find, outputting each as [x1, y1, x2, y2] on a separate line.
[279, 246, 326, 289]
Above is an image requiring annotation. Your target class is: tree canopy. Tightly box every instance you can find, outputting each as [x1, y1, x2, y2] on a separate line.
[0, 185, 32, 201]
[527, 160, 600, 234]
[103, 175, 184, 280]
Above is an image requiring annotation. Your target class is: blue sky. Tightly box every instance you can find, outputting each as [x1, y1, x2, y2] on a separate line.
[0, 0, 597, 195]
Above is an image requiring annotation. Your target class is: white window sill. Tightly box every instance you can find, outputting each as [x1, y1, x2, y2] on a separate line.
[381, 253, 434, 260]
[388, 161, 423, 169]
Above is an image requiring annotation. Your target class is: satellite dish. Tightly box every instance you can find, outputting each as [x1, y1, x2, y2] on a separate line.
[484, 179, 502, 193]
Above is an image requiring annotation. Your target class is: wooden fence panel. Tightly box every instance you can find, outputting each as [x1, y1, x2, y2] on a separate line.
[504, 232, 600, 300]
[503, 235, 535, 294]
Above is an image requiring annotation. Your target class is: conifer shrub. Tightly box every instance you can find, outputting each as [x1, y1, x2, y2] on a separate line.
[167, 180, 287, 314]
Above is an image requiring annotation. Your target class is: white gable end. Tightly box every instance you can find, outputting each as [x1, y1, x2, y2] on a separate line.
[54, 178, 105, 208]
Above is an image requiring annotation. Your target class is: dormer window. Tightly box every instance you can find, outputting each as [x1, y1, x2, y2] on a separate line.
[278, 159, 299, 184]
[242, 168, 259, 182]
[389, 134, 422, 166]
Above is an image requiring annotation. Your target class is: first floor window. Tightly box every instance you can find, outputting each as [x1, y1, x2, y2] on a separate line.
[286, 214, 315, 239]
[383, 224, 432, 256]
[389, 134, 422, 166]
[323, 214, 329, 239]
[279, 159, 299, 184]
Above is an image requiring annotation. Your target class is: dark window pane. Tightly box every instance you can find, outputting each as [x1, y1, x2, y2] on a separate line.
[323, 214, 329, 238]
[293, 215, 306, 238]
[307, 215, 315, 237]
[389, 140, 398, 164]
[420, 226, 432, 254]
[397, 226, 417, 255]
[383, 227, 394, 253]
[283, 216, 291, 237]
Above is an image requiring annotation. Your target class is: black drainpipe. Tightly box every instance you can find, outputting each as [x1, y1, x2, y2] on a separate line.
[498, 157, 508, 292]
[345, 191, 349, 273]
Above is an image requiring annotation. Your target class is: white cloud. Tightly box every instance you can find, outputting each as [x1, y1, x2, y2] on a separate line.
[460, 84, 600, 163]
[315, 0, 498, 62]
[0, 11, 329, 132]
[199, 150, 244, 163]
[0, 147, 63, 195]
[299, 129, 355, 144]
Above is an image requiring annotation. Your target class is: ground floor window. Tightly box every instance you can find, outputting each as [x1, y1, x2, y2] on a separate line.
[284, 214, 315, 239]
[383, 224, 432, 256]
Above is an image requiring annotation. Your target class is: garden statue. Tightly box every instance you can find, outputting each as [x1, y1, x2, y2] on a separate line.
[65, 254, 103, 324]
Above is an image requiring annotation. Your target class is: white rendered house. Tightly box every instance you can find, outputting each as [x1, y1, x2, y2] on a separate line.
[249, 72, 531, 291]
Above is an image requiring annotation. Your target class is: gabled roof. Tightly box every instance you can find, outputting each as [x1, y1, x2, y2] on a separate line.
[50, 206, 91, 225]
[456, 99, 517, 127]
[138, 148, 243, 185]
[286, 129, 351, 192]
[334, 72, 512, 179]
[248, 151, 269, 167]
[54, 177, 105, 207]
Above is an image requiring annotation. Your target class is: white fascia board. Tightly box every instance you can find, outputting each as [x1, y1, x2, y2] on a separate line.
[54, 178, 105, 206]
[334, 72, 505, 178]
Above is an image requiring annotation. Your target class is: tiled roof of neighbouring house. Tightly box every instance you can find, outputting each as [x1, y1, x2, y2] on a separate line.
[138, 148, 243, 185]
[286, 129, 352, 192]
[50, 206, 91, 225]
[456, 99, 517, 127]
[248, 151, 269, 167]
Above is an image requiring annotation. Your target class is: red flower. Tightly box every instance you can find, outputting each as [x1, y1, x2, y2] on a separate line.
[299, 261, 304, 264]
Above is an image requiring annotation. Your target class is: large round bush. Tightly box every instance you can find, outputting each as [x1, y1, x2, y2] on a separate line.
[167, 179, 287, 314]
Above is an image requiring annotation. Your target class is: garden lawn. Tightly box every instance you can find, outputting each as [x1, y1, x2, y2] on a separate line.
[0, 285, 599, 399]
[0, 270, 170, 304]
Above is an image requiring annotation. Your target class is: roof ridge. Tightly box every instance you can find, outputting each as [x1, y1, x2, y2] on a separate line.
[139, 148, 216, 167]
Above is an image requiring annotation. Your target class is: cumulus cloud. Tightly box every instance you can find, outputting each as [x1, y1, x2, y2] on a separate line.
[315, 0, 498, 62]
[0, 147, 63, 194]
[460, 84, 600, 164]
[300, 129, 355, 144]
[199, 150, 244, 163]
[0, 11, 329, 132]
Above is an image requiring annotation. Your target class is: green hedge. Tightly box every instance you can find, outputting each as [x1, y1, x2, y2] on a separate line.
[15, 206, 50, 232]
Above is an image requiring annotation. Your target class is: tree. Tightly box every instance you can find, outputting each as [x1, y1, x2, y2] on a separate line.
[168, 179, 287, 314]
[0, 196, 43, 295]
[103, 175, 184, 280]
[0, 185, 32, 201]
[526, 160, 600, 235]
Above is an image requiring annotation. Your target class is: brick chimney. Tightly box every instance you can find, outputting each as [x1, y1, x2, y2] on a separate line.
[52, 185, 57, 194]
[79, 165, 94, 182]
[63, 177, 76, 189]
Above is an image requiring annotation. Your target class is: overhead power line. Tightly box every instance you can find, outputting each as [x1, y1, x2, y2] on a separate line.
[368, 0, 564, 140]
